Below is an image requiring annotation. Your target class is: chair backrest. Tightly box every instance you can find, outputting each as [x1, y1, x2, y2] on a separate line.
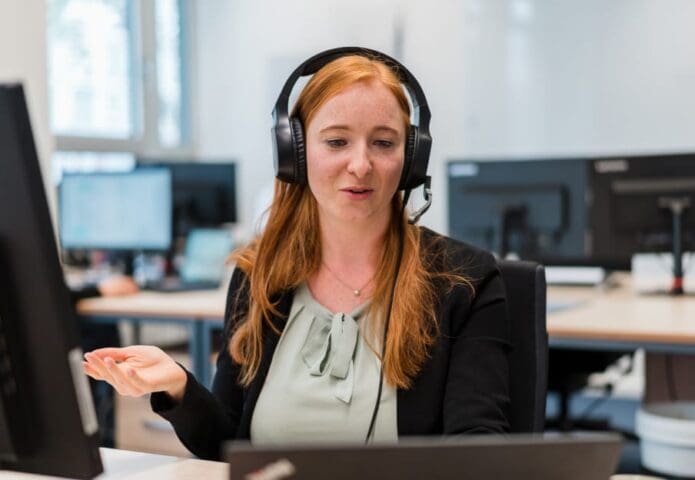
[498, 259, 548, 433]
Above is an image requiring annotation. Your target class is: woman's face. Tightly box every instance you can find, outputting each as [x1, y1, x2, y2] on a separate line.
[305, 80, 406, 228]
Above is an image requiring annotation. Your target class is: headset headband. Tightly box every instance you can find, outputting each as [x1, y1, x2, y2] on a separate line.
[272, 46, 431, 136]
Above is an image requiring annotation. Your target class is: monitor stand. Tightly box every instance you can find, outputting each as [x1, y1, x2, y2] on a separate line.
[499, 204, 530, 258]
[658, 196, 691, 296]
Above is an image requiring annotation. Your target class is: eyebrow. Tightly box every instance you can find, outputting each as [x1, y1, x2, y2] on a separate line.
[319, 125, 401, 135]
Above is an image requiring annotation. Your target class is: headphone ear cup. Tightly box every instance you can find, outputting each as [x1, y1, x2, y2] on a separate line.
[398, 126, 417, 190]
[290, 117, 307, 185]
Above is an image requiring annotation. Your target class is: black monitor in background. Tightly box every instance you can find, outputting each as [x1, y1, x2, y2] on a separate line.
[59, 168, 173, 251]
[138, 159, 237, 239]
[590, 153, 695, 277]
[448, 158, 594, 266]
[0, 85, 102, 478]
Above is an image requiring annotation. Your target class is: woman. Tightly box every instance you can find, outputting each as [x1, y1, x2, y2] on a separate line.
[83, 48, 511, 460]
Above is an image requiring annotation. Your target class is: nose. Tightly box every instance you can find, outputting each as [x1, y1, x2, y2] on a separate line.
[346, 143, 373, 178]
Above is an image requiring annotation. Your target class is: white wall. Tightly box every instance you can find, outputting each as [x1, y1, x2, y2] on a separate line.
[193, 0, 695, 235]
[0, 0, 53, 214]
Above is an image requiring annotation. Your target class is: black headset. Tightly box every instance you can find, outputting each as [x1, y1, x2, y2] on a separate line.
[271, 46, 432, 191]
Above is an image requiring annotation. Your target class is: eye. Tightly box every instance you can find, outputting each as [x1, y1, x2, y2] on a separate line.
[326, 138, 347, 148]
[374, 139, 395, 148]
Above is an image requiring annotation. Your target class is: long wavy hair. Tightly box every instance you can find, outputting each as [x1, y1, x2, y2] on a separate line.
[229, 54, 471, 389]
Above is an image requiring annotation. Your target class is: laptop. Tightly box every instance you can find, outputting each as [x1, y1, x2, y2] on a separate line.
[224, 433, 622, 480]
[150, 228, 233, 292]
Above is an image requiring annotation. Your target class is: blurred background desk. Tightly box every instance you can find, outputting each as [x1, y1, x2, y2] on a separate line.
[548, 274, 695, 354]
[77, 289, 227, 387]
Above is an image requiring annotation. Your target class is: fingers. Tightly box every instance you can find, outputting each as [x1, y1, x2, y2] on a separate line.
[84, 352, 142, 397]
[83, 346, 167, 397]
[82, 361, 104, 381]
[84, 353, 119, 392]
[103, 357, 146, 397]
[84, 352, 111, 382]
[87, 347, 131, 362]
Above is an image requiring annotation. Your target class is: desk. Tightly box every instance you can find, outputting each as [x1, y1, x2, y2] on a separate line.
[77, 274, 695, 387]
[0, 448, 227, 479]
[548, 274, 695, 354]
[77, 289, 227, 387]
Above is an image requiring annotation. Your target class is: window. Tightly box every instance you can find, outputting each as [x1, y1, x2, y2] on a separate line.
[156, 0, 185, 147]
[47, 0, 189, 174]
[47, 0, 135, 139]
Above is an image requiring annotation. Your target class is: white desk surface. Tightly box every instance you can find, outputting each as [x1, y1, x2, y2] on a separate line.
[0, 448, 227, 480]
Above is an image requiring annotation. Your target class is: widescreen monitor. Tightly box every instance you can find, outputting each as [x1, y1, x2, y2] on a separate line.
[0, 84, 102, 478]
[590, 153, 695, 268]
[138, 159, 237, 239]
[448, 158, 592, 266]
[59, 169, 172, 251]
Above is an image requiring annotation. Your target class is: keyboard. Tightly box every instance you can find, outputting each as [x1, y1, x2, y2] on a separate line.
[146, 278, 219, 292]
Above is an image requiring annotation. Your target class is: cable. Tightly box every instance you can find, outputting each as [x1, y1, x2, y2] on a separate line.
[575, 354, 633, 423]
[575, 384, 613, 422]
[365, 196, 407, 443]
[365, 179, 432, 441]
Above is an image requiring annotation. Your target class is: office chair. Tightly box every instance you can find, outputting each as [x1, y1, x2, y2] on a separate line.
[498, 260, 548, 433]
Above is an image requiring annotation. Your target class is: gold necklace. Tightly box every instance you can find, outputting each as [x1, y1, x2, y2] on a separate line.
[321, 261, 374, 297]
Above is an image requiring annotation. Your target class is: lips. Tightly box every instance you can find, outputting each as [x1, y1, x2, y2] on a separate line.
[340, 186, 374, 200]
[341, 187, 373, 194]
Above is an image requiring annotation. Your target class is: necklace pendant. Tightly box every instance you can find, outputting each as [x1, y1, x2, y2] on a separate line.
[354, 289, 360, 297]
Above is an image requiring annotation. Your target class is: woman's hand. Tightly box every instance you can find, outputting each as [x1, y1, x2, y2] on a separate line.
[83, 345, 188, 402]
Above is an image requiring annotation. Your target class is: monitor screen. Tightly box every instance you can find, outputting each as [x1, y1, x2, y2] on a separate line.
[0, 84, 102, 478]
[448, 158, 590, 265]
[179, 228, 234, 283]
[590, 154, 695, 266]
[59, 169, 172, 251]
[138, 160, 237, 239]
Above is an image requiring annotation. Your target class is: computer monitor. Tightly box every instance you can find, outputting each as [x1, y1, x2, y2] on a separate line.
[448, 158, 593, 266]
[59, 168, 172, 251]
[138, 160, 237, 239]
[0, 84, 103, 478]
[590, 153, 695, 274]
[179, 228, 234, 284]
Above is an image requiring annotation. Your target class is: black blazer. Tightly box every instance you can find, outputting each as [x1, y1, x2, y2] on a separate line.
[152, 228, 511, 460]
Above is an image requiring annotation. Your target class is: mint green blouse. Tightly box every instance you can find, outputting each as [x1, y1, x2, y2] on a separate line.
[250, 282, 398, 445]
